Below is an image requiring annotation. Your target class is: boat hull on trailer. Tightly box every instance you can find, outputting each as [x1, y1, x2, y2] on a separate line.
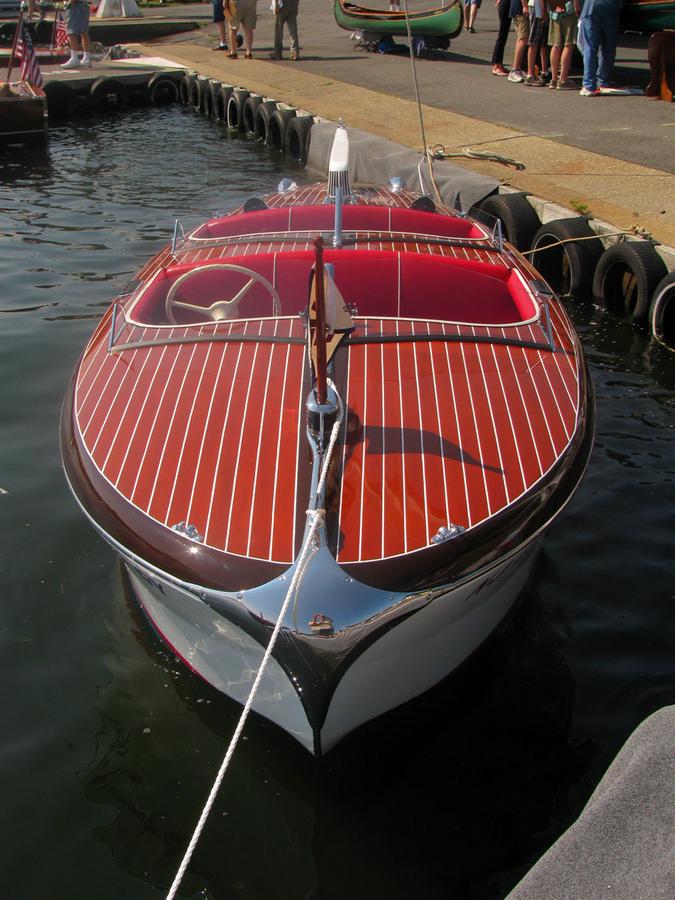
[62, 140, 593, 754]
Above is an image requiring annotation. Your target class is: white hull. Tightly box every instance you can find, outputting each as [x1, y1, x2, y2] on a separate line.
[125, 538, 540, 754]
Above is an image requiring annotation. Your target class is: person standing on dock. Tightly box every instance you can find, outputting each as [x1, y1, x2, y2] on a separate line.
[269, 0, 300, 61]
[211, 0, 230, 51]
[547, 0, 580, 89]
[225, 0, 257, 59]
[61, 0, 92, 69]
[491, 0, 512, 75]
[578, 0, 623, 95]
[507, 0, 531, 82]
[463, 0, 482, 33]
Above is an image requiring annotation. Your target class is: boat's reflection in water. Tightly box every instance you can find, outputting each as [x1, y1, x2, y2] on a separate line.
[81, 556, 593, 899]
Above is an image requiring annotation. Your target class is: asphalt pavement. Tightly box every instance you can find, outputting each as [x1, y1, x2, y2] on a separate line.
[134, 1, 674, 246]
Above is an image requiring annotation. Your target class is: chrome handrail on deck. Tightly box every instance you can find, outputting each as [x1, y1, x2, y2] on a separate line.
[171, 219, 187, 255]
[107, 302, 128, 353]
[530, 278, 557, 351]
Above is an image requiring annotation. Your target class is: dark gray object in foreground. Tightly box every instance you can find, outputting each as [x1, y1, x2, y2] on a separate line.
[507, 705, 675, 900]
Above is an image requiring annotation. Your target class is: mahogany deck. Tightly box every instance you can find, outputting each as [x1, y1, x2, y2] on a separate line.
[71, 185, 584, 574]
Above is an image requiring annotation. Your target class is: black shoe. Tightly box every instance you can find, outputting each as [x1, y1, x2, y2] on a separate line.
[213, 44, 228, 51]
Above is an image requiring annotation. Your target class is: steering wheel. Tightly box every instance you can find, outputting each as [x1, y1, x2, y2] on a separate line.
[165, 263, 282, 325]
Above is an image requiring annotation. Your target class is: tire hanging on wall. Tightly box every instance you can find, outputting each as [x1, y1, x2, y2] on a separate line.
[202, 80, 220, 118]
[215, 84, 233, 122]
[90, 78, 129, 111]
[148, 73, 179, 105]
[474, 192, 541, 252]
[252, 101, 277, 142]
[241, 95, 263, 135]
[226, 89, 250, 131]
[529, 217, 604, 300]
[268, 107, 296, 153]
[190, 76, 207, 110]
[284, 114, 313, 165]
[648, 270, 675, 350]
[44, 81, 72, 118]
[179, 73, 196, 105]
[592, 240, 668, 325]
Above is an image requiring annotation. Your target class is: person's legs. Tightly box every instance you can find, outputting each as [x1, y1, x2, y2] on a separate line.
[212, 0, 229, 49]
[580, 12, 601, 90]
[559, 43, 573, 80]
[62, 2, 90, 67]
[243, 25, 253, 54]
[285, 2, 299, 57]
[271, 6, 284, 56]
[509, 15, 529, 79]
[597, 7, 620, 86]
[491, 0, 511, 68]
[511, 36, 527, 76]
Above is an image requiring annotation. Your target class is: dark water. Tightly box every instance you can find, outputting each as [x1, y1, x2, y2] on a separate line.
[1, 106, 673, 900]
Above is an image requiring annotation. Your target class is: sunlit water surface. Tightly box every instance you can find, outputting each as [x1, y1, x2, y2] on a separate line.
[1, 106, 673, 900]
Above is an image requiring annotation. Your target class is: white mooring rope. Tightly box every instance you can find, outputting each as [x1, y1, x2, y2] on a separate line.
[166, 385, 344, 900]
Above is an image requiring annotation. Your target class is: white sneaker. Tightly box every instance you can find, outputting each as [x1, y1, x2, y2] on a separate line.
[61, 57, 80, 69]
[507, 69, 524, 83]
[80, 56, 92, 67]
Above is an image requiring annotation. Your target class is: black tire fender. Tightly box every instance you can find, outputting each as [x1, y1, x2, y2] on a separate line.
[474, 192, 541, 251]
[190, 76, 207, 110]
[44, 81, 72, 118]
[202, 79, 221, 118]
[648, 270, 675, 350]
[268, 107, 296, 152]
[148, 73, 179, 105]
[226, 89, 250, 131]
[242, 94, 263, 134]
[529, 217, 604, 300]
[90, 78, 129, 110]
[215, 84, 233, 122]
[179, 73, 195, 105]
[284, 114, 313, 165]
[252, 101, 277, 142]
[593, 240, 668, 324]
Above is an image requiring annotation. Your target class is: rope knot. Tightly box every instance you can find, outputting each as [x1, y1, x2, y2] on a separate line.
[306, 507, 326, 526]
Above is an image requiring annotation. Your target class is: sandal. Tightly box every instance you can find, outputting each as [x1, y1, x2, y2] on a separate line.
[227, 52, 238, 59]
[244, 50, 252, 59]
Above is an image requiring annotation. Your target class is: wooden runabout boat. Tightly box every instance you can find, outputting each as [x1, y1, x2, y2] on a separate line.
[62, 126, 593, 755]
[334, 0, 463, 37]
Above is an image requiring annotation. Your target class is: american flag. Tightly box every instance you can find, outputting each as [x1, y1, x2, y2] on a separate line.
[55, 11, 69, 48]
[17, 25, 43, 88]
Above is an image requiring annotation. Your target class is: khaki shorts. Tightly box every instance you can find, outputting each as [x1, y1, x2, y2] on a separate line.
[513, 13, 530, 41]
[548, 14, 578, 47]
[230, 0, 257, 29]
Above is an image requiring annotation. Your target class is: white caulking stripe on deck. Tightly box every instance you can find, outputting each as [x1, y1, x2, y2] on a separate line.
[336, 316, 580, 563]
[75, 317, 307, 563]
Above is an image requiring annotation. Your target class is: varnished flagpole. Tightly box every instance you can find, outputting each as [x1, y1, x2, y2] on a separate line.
[6, 8, 24, 82]
[313, 236, 328, 406]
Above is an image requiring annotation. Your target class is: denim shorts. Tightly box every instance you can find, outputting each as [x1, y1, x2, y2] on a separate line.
[212, 0, 224, 24]
[67, 0, 90, 36]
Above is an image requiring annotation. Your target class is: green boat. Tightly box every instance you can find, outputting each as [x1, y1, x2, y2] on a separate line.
[334, 0, 463, 38]
[620, 0, 675, 32]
